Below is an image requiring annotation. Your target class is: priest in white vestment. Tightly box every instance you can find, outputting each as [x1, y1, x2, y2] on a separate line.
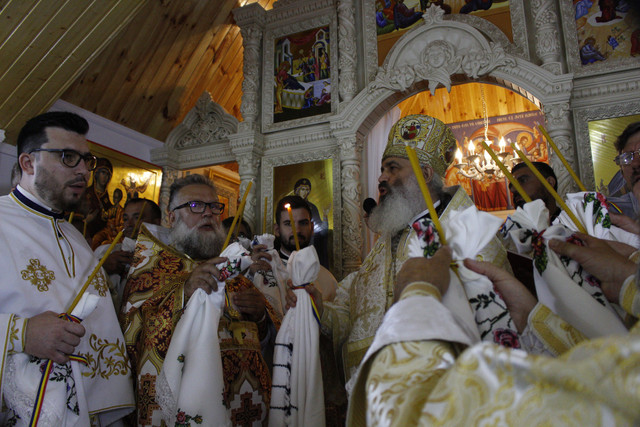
[349, 242, 640, 426]
[287, 114, 512, 385]
[0, 112, 134, 426]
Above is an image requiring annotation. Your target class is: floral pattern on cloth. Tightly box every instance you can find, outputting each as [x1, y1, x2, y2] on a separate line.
[503, 199, 627, 338]
[175, 408, 203, 425]
[558, 192, 640, 248]
[122, 227, 275, 426]
[410, 206, 520, 348]
[250, 234, 289, 319]
[3, 294, 100, 426]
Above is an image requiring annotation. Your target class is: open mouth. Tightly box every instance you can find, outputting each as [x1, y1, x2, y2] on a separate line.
[378, 183, 389, 199]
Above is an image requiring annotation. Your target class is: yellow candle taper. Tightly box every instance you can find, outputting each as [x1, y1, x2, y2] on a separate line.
[131, 201, 147, 238]
[68, 212, 74, 224]
[285, 204, 301, 251]
[404, 145, 447, 245]
[263, 196, 268, 234]
[538, 125, 587, 192]
[479, 140, 532, 205]
[67, 230, 123, 313]
[234, 213, 244, 239]
[222, 181, 253, 251]
[514, 148, 587, 233]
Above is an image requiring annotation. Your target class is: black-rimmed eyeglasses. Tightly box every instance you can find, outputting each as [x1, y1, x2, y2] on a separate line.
[172, 201, 225, 215]
[29, 148, 98, 171]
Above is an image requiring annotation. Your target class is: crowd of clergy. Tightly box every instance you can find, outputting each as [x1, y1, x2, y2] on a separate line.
[1, 110, 640, 426]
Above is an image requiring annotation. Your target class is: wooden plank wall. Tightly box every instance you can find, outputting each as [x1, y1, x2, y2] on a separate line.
[0, 0, 149, 143]
[397, 83, 539, 124]
[62, 0, 276, 143]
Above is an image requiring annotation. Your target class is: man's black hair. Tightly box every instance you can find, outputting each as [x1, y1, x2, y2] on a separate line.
[511, 161, 558, 190]
[17, 111, 89, 156]
[222, 217, 253, 237]
[124, 197, 162, 222]
[275, 195, 312, 225]
[614, 122, 640, 153]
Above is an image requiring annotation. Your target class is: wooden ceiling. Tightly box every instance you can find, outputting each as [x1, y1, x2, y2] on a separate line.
[0, 0, 274, 144]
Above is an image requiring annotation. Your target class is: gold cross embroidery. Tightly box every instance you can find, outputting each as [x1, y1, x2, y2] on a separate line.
[21, 259, 55, 292]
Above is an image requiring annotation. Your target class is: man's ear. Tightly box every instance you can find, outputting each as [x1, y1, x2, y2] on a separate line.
[167, 210, 175, 228]
[18, 152, 34, 176]
[546, 176, 557, 191]
[421, 164, 434, 183]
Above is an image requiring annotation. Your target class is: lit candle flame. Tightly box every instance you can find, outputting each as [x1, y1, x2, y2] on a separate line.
[285, 203, 300, 251]
[499, 137, 506, 152]
[455, 148, 463, 163]
[468, 140, 475, 155]
[483, 150, 491, 164]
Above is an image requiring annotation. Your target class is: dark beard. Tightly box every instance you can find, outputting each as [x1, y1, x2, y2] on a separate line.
[35, 167, 84, 212]
[280, 235, 308, 253]
[170, 220, 225, 259]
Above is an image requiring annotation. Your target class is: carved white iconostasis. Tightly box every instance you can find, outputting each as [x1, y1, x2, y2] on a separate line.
[152, 0, 640, 279]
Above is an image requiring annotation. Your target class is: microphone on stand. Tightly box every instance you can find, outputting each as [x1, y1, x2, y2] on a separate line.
[363, 198, 377, 215]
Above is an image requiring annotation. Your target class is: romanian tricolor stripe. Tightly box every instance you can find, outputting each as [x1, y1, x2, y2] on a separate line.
[606, 200, 623, 214]
[292, 283, 321, 326]
[29, 360, 53, 427]
[29, 312, 86, 426]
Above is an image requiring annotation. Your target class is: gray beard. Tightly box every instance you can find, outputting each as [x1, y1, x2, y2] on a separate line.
[368, 175, 426, 236]
[170, 220, 225, 260]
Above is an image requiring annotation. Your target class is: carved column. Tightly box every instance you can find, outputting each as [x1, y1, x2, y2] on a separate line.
[159, 166, 181, 226]
[236, 153, 262, 230]
[544, 102, 577, 196]
[239, 26, 262, 123]
[338, 135, 363, 275]
[338, 0, 358, 103]
[233, 3, 265, 124]
[531, 0, 563, 74]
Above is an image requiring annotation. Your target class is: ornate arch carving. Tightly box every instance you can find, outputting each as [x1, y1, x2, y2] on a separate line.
[152, 92, 239, 169]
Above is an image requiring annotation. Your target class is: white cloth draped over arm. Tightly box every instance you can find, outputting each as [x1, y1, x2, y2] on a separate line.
[251, 234, 289, 318]
[557, 192, 640, 248]
[269, 246, 325, 427]
[156, 287, 229, 426]
[507, 199, 627, 338]
[3, 293, 99, 426]
[407, 205, 519, 347]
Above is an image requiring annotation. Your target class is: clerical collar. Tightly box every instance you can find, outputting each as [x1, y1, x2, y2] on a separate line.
[408, 200, 441, 226]
[13, 185, 65, 220]
[279, 248, 290, 262]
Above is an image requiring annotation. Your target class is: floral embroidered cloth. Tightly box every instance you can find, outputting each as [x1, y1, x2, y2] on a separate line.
[156, 287, 229, 426]
[251, 234, 289, 319]
[407, 205, 521, 348]
[503, 198, 627, 338]
[0, 188, 134, 426]
[121, 225, 275, 426]
[5, 294, 98, 426]
[557, 192, 640, 248]
[270, 246, 325, 427]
